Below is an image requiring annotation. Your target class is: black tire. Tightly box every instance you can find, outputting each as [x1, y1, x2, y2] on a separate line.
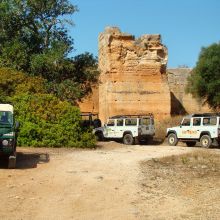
[8, 155, 16, 169]
[93, 119, 101, 128]
[200, 135, 212, 148]
[123, 134, 134, 145]
[95, 132, 104, 141]
[167, 133, 178, 146]
[186, 141, 196, 147]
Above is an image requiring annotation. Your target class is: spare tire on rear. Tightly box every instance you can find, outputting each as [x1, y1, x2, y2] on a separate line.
[93, 119, 101, 128]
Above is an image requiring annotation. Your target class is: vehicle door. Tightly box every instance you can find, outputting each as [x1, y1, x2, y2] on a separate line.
[178, 118, 192, 139]
[190, 117, 202, 139]
[114, 119, 124, 138]
[104, 119, 116, 138]
[125, 118, 138, 137]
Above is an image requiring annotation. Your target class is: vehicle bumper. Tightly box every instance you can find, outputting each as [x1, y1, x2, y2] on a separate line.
[0, 146, 14, 155]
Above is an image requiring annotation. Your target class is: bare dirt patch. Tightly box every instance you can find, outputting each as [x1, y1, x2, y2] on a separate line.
[139, 150, 220, 219]
[0, 142, 219, 220]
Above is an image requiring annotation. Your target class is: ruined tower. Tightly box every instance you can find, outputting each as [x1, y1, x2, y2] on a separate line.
[98, 27, 170, 122]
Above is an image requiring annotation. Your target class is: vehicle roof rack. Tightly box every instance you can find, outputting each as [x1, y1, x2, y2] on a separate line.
[80, 112, 98, 116]
[109, 114, 153, 119]
[192, 113, 220, 117]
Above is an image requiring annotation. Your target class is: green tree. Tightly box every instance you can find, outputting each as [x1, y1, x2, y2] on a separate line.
[0, 68, 96, 148]
[187, 43, 220, 109]
[0, 0, 77, 53]
[0, 67, 46, 103]
[0, 0, 99, 103]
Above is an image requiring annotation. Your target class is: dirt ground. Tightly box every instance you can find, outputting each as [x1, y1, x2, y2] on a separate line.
[0, 141, 219, 220]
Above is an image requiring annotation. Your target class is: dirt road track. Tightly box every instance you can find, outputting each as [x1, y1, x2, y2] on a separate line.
[0, 142, 217, 219]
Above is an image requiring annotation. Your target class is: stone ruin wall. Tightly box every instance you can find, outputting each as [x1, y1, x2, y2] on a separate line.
[98, 27, 170, 123]
[78, 85, 99, 114]
[79, 27, 211, 124]
[167, 68, 211, 115]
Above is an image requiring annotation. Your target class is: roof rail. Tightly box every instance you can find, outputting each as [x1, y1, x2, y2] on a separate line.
[80, 112, 99, 115]
[109, 114, 153, 119]
[192, 113, 220, 117]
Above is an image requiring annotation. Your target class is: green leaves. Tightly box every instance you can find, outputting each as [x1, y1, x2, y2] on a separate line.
[0, 0, 99, 103]
[13, 93, 95, 147]
[186, 42, 220, 109]
[0, 68, 96, 148]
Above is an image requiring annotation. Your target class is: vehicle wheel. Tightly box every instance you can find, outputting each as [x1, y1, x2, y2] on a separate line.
[186, 141, 196, 147]
[8, 155, 16, 169]
[95, 132, 104, 141]
[200, 135, 212, 148]
[93, 119, 101, 128]
[123, 134, 134, 145]
[167, 133, 178, 146]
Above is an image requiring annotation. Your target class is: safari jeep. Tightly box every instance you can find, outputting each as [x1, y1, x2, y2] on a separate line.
[93, 114, 155, 145]
[0, 104, 19, 168]
[166, 113, 220, 148]
[80, 112, 101, 129]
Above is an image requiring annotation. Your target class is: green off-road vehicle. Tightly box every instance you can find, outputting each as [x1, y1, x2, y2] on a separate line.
[0, 104, 19, 168]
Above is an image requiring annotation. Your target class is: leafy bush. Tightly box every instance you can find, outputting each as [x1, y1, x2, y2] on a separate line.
[0, 67, 46, 102]
[12, 93, 96, 148]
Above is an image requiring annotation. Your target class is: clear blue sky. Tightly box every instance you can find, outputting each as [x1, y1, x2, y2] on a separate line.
[69, 0, 220, 68]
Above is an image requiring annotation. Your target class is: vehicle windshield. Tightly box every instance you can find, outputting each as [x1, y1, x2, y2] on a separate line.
[0, 111, 13, 127]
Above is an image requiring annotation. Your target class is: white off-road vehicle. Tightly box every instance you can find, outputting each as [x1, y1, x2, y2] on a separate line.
[166, 113, 220, 148]
[93, 114, 155, 145]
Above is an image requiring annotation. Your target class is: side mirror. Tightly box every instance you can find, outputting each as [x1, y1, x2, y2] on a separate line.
[15, 121, 20, 131]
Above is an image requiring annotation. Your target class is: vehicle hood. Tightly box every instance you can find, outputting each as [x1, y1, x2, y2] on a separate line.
[167, 126, 179, 132]
[93, 127, 104, 133]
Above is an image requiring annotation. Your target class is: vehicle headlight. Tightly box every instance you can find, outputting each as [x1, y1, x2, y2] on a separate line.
[2, 139, 9, 146]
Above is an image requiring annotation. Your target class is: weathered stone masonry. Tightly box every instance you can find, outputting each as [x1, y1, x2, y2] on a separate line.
[98, 27, 170, 122]
[79, 27, 211, 123]
[167, 68, 210, 115]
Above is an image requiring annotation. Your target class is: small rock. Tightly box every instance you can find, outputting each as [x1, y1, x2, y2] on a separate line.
[96, 176, 104, 180]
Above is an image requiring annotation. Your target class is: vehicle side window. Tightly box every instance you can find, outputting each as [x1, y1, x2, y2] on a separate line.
[125, 119, 137, 126]
[193, 118, 201, 126]
[107, 119, 115, 126]
[203, 117, 217, 126]
[181, 118, 191, 126]
[117, 119, 123, 126]
[140, 118, 151, 126]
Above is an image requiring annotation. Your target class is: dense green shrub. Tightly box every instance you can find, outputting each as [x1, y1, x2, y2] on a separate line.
[0, 67, 46, 102]
[12, 93, 96, 148]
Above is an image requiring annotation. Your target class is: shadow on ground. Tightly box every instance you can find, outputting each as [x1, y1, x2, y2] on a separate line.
[0, 152, 50, 169]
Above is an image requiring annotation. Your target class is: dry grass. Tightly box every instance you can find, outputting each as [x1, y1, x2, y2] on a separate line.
[139, 150, 220, 219]
[155, 116, 183, 140]
[143, 150, 220, 179]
